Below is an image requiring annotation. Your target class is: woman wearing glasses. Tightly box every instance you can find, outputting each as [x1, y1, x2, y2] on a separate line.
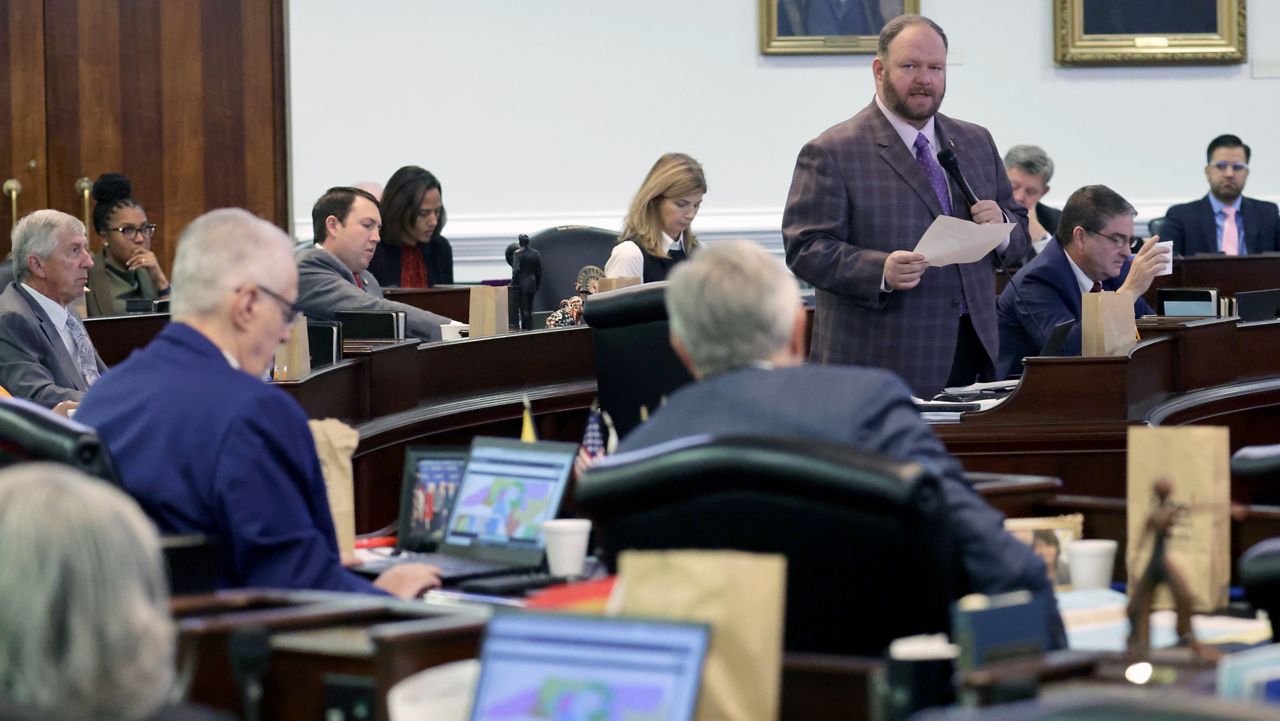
[367, 165, 454, 288]
[86, 173, 170, 317]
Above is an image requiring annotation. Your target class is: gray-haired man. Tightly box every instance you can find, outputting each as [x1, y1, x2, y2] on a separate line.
[1004, 144, 1061, 254]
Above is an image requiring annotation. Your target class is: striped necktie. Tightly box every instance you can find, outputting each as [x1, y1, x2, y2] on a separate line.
[65, 313, 101, 386]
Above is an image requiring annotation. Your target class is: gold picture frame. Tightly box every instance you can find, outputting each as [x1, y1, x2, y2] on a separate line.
[760, 0, 920, 56]
[1005, 514, 1085, 590]
[1054, 0, 1247, 66]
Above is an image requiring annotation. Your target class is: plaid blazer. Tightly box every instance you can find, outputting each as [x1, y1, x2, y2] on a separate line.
[783, 100, 1030, 396]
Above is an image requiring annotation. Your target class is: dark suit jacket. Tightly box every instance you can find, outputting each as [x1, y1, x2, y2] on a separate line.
[77, 323, 380, 594]
[996, 239, 1154, 379]
[0, 282, 107, 407]
[1036, 202, 1063, 241]
[1162, 195, 1280, 257]
[367, 236, 455, 288]
[85, 250, 163, 317]
[783, 100, 1031, 396]
[295, 248, 452, 342]
[617, 364, 1065, 648]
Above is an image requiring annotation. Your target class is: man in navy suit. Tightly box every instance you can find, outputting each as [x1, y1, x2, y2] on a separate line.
[1162, 134, 1280, 257]
[78, 209, 440, 598]
[617, 239, 1066, 648]
[997, 185, 1169, 379]
[783, 15, 1030, 397]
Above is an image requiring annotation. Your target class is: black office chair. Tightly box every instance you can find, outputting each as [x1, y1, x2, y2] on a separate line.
[1146, 216, 1168, 241]
[527, 225, 618, 312]
[1239, 537, 1280, 642]
[580, 281, 693, 438]
[0, 396, 122, 486]
[577, 434, 958, 656]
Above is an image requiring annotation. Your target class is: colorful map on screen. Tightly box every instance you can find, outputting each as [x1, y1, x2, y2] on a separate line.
[479, 678, 668, 721]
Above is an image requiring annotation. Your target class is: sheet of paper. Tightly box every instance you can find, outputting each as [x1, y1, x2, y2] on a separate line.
[913, 215, 1013, 267]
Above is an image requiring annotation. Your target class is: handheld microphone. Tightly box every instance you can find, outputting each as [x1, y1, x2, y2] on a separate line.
[936, 147, 980, 208]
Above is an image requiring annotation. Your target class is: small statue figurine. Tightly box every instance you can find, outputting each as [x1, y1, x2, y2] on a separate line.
[510, 234, 542, 331]
[1125, 479, 1218, 661]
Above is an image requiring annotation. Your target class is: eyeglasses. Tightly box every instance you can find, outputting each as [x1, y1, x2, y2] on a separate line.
[253, 284, 301, 325]
[107, 223, 158, 240]
[1084, 228, 1133, 250]
[1210, 161, 1249, 173]
[415, 207, 444, 220]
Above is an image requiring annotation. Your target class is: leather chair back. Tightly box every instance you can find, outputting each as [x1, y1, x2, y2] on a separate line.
[0, 397, 122, 485]
[1146, 216, 1168, 240]
[577, 434, 958, 655]
[581, 282, 692, 438]
[528, 225, 618, 312]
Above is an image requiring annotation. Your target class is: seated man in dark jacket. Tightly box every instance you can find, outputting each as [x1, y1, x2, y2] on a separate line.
[614, 239, 1067, 648]
[997, 185, 1168, 379]
[1162, 134, 1280, 257]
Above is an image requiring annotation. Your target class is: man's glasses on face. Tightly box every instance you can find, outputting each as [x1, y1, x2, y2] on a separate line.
[108, 223, 158, 240]
[253, 284, 301, 325]
[1084, 228, 1133, 250]
[1210, 161, 1249, 173]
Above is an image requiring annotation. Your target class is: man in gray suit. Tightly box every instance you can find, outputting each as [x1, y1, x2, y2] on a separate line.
[614, 240, 1065, 648]
[0, 210, 107, 410]
[296, 187, 453, 342]
[783, 15, 1030, 397]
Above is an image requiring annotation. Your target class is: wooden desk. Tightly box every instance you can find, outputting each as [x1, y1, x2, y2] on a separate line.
[84, 312, 169, 366]
[382, 285, 471, 321]
[1146, 254, 1280, 306]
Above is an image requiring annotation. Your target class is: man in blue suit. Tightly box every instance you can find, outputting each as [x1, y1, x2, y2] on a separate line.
[997, 185, 1169, 379]
[78, 209, 440, 598]
[1162, 135, 1280, 257]
[616, 239, 1066, 648]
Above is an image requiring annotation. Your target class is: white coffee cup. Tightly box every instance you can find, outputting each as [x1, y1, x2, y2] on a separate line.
[440, 322, 467, 341]
[543, 518, 592, 577]
[1154, 239, 1174, 276]
[1066, 539, 1118, 590]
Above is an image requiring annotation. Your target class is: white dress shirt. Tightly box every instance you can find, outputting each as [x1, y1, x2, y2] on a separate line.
[604, 232, 683, 280]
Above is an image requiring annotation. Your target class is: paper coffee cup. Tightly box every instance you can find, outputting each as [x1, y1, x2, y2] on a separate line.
[1155, 240, 1174, 276]
[1067, 539, 1117, 590]
[543, 518, 592, 577]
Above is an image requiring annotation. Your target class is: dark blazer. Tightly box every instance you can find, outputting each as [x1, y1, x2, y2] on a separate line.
[85, 250, 164, 317]
[783, 100, 1031, 397]
[367, 236, 454, 288]
[77, 323, 380, 594]
[1162, 195, 1280, 257]
[295, 248, 452, 342]
[1036, 202, 1063, 240]
[996, 239, 1154, 379]
[617, 364, 1065, 649]
[0, 282, 107, 407]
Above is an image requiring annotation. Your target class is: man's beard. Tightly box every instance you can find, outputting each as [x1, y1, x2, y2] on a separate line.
[882, 75, 944, 123]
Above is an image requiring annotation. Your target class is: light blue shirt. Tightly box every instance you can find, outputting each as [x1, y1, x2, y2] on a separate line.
[1209, 195, 1246, 255]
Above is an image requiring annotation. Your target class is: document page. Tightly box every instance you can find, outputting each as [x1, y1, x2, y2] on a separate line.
[914, 216, 1013, 266]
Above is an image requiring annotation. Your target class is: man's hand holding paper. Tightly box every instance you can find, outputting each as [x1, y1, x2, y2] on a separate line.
[913, 215, 1015, 267]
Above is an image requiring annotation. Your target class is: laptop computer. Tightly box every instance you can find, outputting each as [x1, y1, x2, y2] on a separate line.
[395, 446, 470, 553]
[358, 436, 578, 583]
[468, 610, 710, 721]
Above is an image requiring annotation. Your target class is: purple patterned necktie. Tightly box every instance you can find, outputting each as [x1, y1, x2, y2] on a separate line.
[913, 133, 952, 216]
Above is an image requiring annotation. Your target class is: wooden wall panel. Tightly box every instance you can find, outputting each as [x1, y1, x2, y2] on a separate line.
[42, 0, 287, 274]
[0, 1, 48, 257]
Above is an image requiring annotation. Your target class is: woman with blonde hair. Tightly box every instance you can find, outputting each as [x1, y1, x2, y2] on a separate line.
[0, 463, 224, 720]
[605, 153, 706, 283]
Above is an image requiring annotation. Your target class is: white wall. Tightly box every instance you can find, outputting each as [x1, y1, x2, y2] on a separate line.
[288, 1, 1280, 280]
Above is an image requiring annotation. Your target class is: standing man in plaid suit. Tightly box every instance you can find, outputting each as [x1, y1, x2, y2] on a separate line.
[782, 14, 1031, 397]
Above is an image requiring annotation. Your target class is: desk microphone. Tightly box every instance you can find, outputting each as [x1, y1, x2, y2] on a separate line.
[937, 146, 980, 209]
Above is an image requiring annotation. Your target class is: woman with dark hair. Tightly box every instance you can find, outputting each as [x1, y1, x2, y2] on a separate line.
[367, 165, 454, 288]
[86, 173, 170, 317]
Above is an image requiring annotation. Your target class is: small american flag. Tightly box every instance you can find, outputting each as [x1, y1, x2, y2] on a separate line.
[580, 403, 617, 460]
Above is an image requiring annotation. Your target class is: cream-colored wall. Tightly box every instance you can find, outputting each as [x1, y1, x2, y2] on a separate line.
[289, 1, 1280, 280]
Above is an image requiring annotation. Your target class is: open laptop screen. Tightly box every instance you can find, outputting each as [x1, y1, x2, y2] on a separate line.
[469, 611, 709, 721]
[397, 447, 469, 552]
[442, 437, 576, 553]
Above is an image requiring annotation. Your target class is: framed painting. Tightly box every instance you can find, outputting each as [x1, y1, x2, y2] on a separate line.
[1054, 0, 1247, 66]
[1005, 514, 1085, 590]
[760, 0, 921, 55]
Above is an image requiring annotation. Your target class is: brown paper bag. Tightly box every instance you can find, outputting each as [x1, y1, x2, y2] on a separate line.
[309, 418, 359, 558]
[614, 550, 786, 721]
[468, 285, 509, 338]
[1126, 426, 1230, 612]
[596, 276, 640, 293]
[1081, 290, 1138, 357]
[272, 316, 311, 380]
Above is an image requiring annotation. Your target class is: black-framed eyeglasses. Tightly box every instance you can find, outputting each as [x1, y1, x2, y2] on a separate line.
[414, 207, 444, 220]
[1209, 161, 1249, 173]
[1084, 228, 1133, 250]
[107, 223, 158, 240]
[254, 284, 301, 325]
